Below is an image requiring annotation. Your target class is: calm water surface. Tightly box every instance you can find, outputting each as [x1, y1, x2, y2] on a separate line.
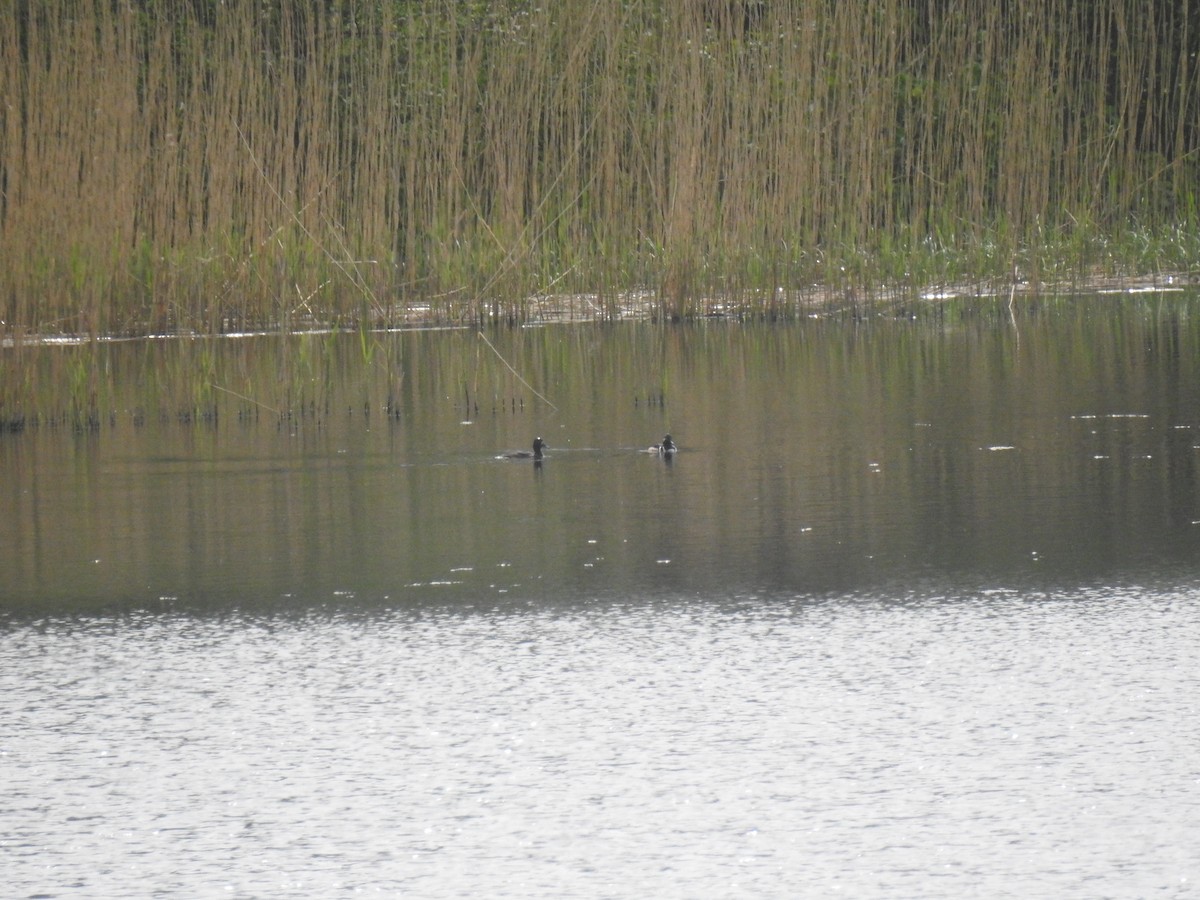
[3, 296, 1200, 896]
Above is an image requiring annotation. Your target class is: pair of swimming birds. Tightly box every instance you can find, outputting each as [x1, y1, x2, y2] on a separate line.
[506, 434, 677, 460]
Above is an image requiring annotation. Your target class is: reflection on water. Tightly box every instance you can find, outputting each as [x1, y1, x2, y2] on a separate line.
[2, 590, 1198, 897]
[3, 295, 1200, 896]
[3, 295, 1200, 611]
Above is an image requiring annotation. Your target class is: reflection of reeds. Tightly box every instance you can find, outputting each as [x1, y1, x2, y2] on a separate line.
[3, 290, 1199, 432]
[1, 0, 1197, 343]
[0, 332, 383, 432]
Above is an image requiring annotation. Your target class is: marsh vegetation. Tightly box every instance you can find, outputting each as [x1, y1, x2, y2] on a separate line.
[2, 0, 1199, 425]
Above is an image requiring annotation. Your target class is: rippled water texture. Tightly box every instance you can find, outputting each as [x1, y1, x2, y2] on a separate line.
[3, 592, 1198, 897]
[3, 296, 1200, 895]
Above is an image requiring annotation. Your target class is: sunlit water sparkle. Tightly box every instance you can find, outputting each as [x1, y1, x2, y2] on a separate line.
[2, 588, 1198, 897]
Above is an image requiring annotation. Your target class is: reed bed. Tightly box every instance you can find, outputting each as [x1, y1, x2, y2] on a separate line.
[2, 0, 1197, 338]
[2, 0, 1199, 433]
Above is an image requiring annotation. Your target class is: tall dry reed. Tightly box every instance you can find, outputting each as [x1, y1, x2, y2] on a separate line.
[1, 0, 1197, 338]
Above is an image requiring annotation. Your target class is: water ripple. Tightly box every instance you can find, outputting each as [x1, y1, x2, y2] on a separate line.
[2, 588, 1198, 896]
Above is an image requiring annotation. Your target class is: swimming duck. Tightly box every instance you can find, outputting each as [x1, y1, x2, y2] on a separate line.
[643, 434, 677, 454]
[505, 436, 546, 459]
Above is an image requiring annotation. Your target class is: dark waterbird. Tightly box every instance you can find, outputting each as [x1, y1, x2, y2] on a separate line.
[505, 436, 546, 460]
[643, 434, 677, 455]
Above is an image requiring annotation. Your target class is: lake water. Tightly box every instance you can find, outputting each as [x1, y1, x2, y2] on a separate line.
[3, 295, 1200, 896]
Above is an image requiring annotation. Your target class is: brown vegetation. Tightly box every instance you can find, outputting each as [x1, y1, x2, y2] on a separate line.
[1, 0, 1198, 338]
